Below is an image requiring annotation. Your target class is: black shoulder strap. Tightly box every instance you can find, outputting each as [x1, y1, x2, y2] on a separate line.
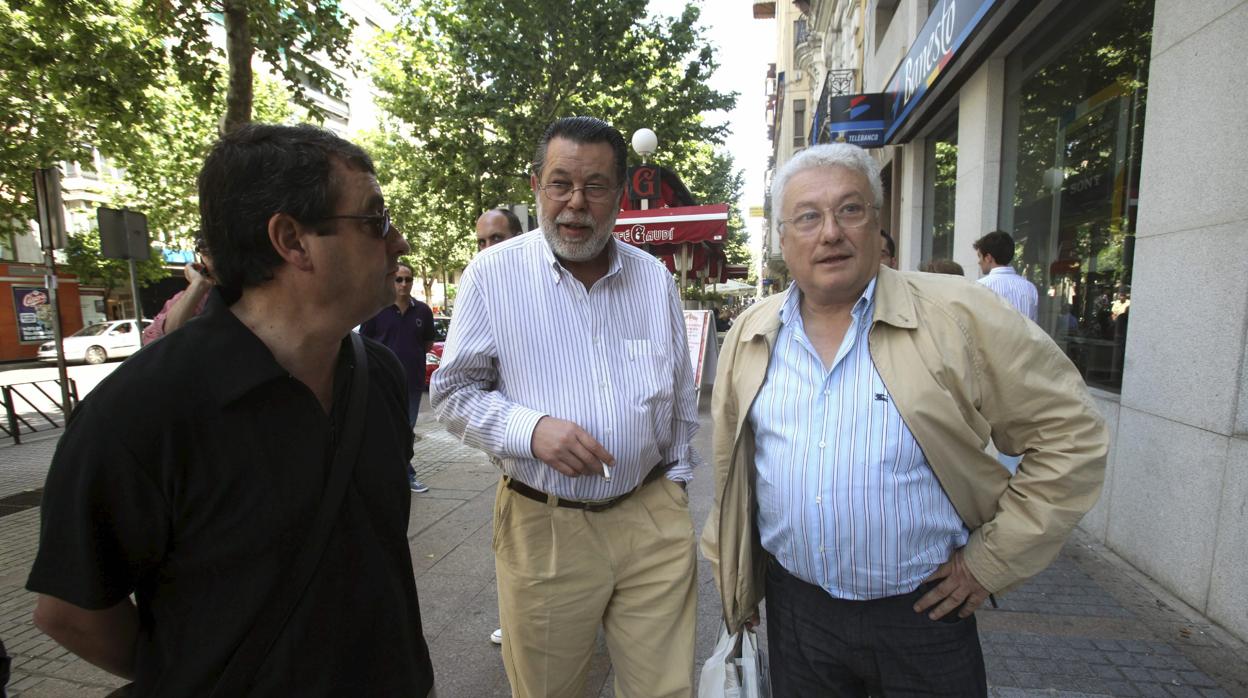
[211, 333, 371, 697]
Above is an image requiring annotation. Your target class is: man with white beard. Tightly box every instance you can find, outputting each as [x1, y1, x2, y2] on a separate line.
[431, 116, 701, 698]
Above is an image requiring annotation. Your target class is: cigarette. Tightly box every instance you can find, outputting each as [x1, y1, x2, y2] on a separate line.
[602, 464, 612, 480]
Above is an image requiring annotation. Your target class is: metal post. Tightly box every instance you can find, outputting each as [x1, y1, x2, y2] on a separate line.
[3, 385, 20, 445]
[128, 257, 144, 322]
[44, 251, 72, 421]
[34, 168, 72, 420]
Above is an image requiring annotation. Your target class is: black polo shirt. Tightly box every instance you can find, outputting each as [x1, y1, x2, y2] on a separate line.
[27, 298, 434, 697]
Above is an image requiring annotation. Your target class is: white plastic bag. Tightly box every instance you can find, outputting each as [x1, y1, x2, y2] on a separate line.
[699, 624, 742, 698]
[698, 624, 770, 698]
[736, 625, 770, 698]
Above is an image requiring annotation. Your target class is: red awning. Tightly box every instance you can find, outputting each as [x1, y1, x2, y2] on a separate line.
[612, 204, 729, 245]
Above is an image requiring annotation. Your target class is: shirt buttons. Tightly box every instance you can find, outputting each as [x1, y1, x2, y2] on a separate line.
[819, 441, 826, 448]
[815, 496, 822, 504]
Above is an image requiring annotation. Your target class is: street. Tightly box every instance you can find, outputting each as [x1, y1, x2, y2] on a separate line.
[0, 372, 1245, 696]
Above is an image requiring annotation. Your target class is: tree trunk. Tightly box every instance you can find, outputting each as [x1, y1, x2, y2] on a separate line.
[221, 0, 254, 135]
[442, 267, 450, 312]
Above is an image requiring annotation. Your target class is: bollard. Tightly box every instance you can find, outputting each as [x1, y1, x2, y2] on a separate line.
[2, 385, 18, 445]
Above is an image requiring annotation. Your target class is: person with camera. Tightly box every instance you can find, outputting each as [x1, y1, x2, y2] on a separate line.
[140, 240, 215, 345]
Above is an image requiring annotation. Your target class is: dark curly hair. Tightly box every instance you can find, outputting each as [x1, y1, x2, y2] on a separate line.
[532, 116, 627, 187]
[197, 123, 375, 292]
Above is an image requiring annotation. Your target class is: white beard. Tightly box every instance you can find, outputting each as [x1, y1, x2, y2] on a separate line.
[538, 199, 615, 262]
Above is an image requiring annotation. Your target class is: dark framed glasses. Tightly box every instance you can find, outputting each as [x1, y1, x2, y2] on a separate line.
[394, 276, 414, 285]
[319, 207, 393, 239]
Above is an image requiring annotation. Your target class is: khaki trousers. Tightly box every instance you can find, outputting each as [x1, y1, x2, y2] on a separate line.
[493, 476, 697, 698]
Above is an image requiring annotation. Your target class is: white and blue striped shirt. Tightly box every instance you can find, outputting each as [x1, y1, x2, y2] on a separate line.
[751, 281, 968, 600]
[431, 231, 700, 500]
[978, 266, 1038, 321]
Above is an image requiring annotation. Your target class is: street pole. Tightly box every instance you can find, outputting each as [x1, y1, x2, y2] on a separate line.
[43, 250, 72, 418]
[33, 168, 72, 418]
[128, 257, 144, 321]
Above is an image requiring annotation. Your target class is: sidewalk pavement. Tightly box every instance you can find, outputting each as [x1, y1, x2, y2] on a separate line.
[1, 396, 1246, 697]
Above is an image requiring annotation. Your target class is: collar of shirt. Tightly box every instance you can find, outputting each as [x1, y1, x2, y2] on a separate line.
[390, 297, 415, 314]
[780, 277, 877, 326]
[535, 228, 624, 286]
[778, 277, 878, 372]
[195, 289, 350, 408]
[987, 266, 1020, 277]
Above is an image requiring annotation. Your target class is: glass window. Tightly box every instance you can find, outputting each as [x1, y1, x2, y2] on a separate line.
[922, 117, 957, 264]
[793, 99, 806, 148]
[0, 228, 15, 261]
[999, 0, 1152, 392]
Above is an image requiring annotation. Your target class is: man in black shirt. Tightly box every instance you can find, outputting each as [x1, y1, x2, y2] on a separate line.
[26, 124, 435, 696]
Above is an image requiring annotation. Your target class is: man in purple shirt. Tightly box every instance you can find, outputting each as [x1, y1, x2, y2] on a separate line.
[361, 263, 436, 492]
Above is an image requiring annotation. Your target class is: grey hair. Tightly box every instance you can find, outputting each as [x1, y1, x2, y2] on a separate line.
[771, 143, 884, 211]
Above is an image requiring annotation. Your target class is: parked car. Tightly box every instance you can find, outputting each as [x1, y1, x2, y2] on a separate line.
[37, 319, 152, 365]
[424, 341, 445, 389]
[432, 315, 451, 342]
[424, 316, 451, 389]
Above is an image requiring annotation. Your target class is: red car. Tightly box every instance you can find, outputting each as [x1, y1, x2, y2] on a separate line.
[424, 341, 445, 388]
[424, 316, 451, 388]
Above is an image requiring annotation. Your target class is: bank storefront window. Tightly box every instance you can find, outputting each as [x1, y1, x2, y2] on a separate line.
[999, 0, 1152, 392]
[922, 117, 957, 264]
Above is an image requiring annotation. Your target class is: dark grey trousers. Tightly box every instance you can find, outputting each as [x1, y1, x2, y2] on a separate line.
[765, 556, 987, 697]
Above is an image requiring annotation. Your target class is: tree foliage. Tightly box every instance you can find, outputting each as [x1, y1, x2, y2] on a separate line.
[664, 144, 751, 267]
[143, 0, 356, 132]
[0, 0, 354, 246]
[369, 0, 738, 281]
[111, 73, 296, 248]
[62, 227, 168, 300]
[0, 0, 163, 237]
[358, 127, 476, 306]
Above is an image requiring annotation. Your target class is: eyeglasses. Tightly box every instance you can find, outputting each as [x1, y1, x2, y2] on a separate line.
[779, 202, 878, 236]
[394, 277, 414, 284]
[537, 182, 617, 203]
[319, 207, 393, 239]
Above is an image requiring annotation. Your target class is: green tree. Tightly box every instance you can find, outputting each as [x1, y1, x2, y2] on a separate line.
[668, 145, 751, 267]
[111, 73, 296, 249]
[146, 0, 356, 133]
[1, 0, 355, 248]
[369, 0, 736, 274]
[0, 0, 164, 238]
[62, 226, 168, 303]
[360, 128, 475, 306]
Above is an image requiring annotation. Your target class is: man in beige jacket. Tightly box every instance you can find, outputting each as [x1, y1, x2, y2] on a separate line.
[701, 143, 1107, 696]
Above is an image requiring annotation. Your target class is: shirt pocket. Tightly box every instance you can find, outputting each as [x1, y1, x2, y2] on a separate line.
[625, 338, 661, 360]
[624, 338, 668, 404]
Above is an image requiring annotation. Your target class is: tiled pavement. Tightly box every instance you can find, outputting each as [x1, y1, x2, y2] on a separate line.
[0, 392, 1246, 696]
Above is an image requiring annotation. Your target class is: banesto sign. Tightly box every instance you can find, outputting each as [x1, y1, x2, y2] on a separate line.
[884, 0, 1003, 142]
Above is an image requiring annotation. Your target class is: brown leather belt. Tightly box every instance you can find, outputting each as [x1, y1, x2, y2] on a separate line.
[505, 462, 672, 512]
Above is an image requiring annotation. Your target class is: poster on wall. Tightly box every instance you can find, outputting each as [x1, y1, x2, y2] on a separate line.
[13, 287, 55, 343]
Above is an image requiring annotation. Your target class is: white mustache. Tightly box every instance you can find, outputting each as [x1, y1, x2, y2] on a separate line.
[555, 212, 595, 227]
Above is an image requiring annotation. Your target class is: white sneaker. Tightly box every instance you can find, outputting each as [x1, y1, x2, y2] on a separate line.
[490, 628, 503, 645]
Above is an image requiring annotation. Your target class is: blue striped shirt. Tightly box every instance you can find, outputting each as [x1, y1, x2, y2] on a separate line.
[430, 231, 700, 500]
[978, 266, 1038, 321]
[750, 281, 968, 600]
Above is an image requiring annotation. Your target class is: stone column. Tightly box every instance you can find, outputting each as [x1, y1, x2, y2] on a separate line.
[1108, 0, 1248, 643]
[952, 57, 1006, 275]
